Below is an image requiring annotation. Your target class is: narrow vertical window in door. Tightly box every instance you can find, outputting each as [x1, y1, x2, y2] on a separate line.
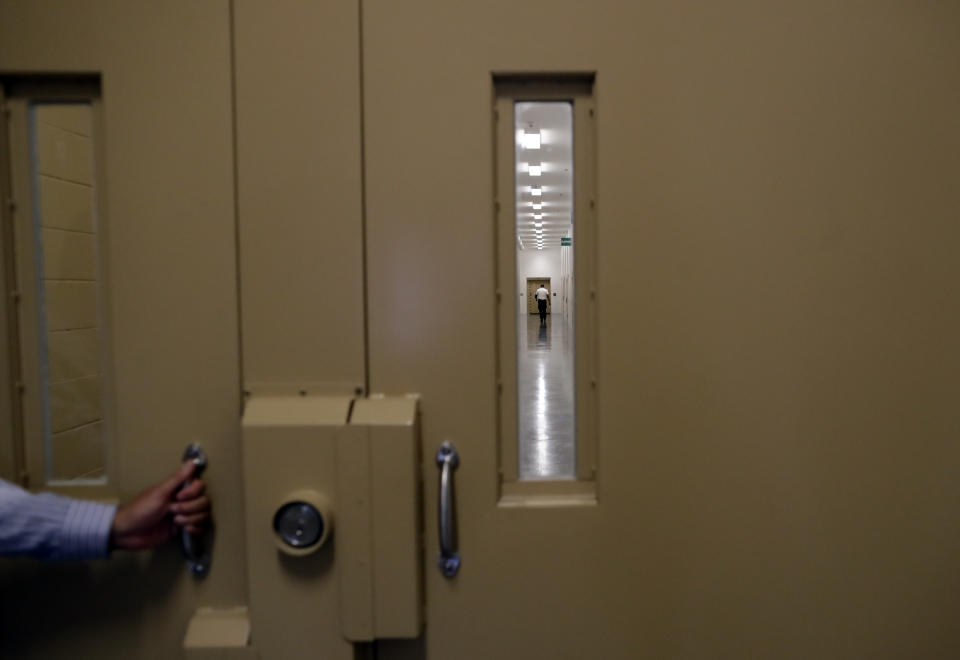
[515, 101, 575, 480]
[28, 102, 108, 484]
[495, 78, 597, 495]
[3, 81, 111, 490]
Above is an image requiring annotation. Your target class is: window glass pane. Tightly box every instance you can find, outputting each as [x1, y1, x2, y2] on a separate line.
[514, 101, 575, 480]
[29, 102, 107, 484]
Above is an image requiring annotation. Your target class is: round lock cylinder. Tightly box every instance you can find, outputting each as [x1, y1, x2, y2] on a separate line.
[272, 490, 333, 556]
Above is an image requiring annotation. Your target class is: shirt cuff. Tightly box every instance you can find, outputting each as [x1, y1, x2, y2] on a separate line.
[61, 498, 117, 560]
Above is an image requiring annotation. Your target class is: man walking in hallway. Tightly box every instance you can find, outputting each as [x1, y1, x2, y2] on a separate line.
[535, 283, 550, 325]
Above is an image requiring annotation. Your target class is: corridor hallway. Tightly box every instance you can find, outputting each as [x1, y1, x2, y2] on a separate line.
[517, 313, 575, 480]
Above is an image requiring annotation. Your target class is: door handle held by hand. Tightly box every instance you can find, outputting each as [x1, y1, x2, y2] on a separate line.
[181, 443, 211, 578]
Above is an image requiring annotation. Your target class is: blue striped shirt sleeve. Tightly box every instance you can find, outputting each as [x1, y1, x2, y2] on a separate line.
[0, 478, 117, 560]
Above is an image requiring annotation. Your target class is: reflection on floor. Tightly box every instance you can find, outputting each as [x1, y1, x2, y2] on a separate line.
[518, 313, 575, 480]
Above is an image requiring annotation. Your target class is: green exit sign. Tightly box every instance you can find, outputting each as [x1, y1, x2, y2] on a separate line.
[560, 237, 572, 246]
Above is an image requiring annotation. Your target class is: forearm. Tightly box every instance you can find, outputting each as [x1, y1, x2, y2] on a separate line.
[0, 479, 116, 560]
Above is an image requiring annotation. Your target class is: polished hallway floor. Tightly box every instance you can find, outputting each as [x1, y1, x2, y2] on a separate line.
[517, 313, 575, 480]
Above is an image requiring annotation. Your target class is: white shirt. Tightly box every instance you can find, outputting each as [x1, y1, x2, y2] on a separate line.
[535, 287, 549, 301]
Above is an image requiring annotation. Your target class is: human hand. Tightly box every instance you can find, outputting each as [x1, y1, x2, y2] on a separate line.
[109, 460, 212, 551]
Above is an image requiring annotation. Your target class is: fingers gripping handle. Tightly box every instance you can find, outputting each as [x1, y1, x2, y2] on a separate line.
[181, 443, 210, 578]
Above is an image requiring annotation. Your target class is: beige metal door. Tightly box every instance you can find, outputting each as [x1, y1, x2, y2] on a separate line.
[363, 2, 960, 659]
[0, 3, 246, 658]
[2, 2, 960, 659]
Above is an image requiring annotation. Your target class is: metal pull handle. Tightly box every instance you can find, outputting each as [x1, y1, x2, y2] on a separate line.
[181, 443, 211, 578]
[436, 441, 460, 578]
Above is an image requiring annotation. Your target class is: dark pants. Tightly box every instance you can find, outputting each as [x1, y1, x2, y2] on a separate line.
[538, 299, 547, 322]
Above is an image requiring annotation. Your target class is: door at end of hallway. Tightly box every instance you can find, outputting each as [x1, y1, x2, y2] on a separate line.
[526, 277, 550, 315]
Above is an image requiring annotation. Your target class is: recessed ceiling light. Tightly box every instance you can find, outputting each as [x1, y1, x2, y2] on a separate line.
[534, 213, 542, 220]
[534, 222, 543, 228]
[532, 202, 542, 210]
[522, 130, 541, 150]
[531, 186, 542, 197]
[529, 163, 542, 176]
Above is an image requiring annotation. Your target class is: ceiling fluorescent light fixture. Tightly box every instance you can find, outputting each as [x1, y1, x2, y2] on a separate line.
[531, 186, 542, 197]
[534, 214, 542, 220]
[529, 163, 542, 176]
[532, 202, 542, 210]
[522, 130, 541, 150]
[534, 222, 543, 228]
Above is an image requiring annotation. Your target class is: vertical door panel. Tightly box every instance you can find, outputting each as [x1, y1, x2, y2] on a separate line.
[364, 1, 960, 658]
[233, 0, 365, 395]
[0, 2, 243, 658]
